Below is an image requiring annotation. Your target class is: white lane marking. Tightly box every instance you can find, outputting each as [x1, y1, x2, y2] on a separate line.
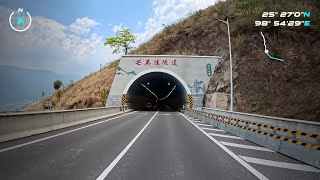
[179, 113, 268, 180]
[0, 112, 136, 153]
[196, 123, 211, 127]
[201, 127, 225, 132]
[194, 121, 206, 124]
[240, 156, 320, 173]
[209, 133, 243, 140]
[220, 142, 274, 152]
[192, 120, 202, 122]
[96, 110, 159, 180]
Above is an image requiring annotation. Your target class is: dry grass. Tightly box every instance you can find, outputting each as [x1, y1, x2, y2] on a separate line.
[24, 0, 320, 121]
[23, 61, 119, 111]
[132, 0, 320, 121]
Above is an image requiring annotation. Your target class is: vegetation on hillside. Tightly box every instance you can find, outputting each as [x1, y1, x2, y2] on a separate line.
[24, 0, 320, 121]
[23, 61, 119, 111]
[132, 0, 320, 121]
[104, 28, 136, 55]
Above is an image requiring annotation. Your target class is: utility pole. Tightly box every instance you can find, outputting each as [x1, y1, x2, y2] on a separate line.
[217, 18, 234, 111]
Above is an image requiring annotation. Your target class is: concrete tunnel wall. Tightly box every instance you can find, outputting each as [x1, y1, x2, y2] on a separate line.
[106, 55, 220, 108]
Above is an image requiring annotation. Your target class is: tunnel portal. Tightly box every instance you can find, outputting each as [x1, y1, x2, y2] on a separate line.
[126, 72, 188, 111]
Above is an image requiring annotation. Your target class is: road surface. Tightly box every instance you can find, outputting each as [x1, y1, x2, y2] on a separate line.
[0, 109, 319, 180]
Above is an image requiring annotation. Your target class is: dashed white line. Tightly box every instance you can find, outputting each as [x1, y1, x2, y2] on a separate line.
[201, 127, 225, 132]
[0, 112, 136, 153]
[96, 110, 159, 180]
[179, 112, 268, 180]
[240, 156, 320, 173]
[220, 141, 274, 152]
[209, 133, 243, 140]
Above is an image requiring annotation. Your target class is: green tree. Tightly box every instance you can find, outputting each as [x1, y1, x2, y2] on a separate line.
[53, 80, 63, 90]
[104, 28, 136, 55]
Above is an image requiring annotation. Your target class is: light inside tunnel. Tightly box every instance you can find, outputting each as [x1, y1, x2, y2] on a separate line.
[126, 72, 188, 111]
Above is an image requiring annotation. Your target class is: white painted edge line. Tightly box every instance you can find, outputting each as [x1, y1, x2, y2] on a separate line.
[209, 133, 244, 140]
[0, 111, 137, 153]
[96, 110, 159, 180]
[179, 112, 269, 180]
[201, 127, 225, 132]
[239, 156, 320, 173]
[220, 141, 274, 152]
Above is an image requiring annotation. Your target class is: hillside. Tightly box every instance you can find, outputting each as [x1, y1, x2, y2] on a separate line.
[23, 61, 119, 111]
[132, 0, 320, 121]
[23, 0, 320, 121]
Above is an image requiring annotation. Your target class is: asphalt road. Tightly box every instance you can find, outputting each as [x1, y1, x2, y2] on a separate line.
[0, 109, 319, 180]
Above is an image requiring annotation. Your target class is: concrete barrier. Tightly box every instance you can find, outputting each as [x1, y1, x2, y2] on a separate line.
[199, 107, 320, 145]
[0, 106, 128, 143]
[186, 108, 320, 169]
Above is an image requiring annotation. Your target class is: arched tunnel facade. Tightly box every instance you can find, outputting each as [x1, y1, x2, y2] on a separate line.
[123, 71, 190, 111]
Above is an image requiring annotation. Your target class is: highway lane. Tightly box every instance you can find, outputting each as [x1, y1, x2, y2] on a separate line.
[0, 111, 154, 180]
[1, 109, 319, 180]
[103, 111, 257, 180]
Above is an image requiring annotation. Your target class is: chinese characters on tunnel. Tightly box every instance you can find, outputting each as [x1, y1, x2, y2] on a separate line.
[135, 59, 178, 66]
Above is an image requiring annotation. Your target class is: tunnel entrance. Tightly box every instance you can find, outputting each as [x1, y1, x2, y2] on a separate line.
[124, 71, 189, 111]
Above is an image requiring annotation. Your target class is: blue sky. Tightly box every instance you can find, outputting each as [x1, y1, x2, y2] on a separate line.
[0, 0, 153, 33]
[0, 0, 217, 77]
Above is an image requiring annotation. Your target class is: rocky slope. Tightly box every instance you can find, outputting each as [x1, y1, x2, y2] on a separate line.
[24, 0, 320, 121]
[132, 0, 320, 121]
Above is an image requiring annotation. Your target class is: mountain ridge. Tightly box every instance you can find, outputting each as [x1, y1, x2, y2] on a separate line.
[23, 0, 320, 121]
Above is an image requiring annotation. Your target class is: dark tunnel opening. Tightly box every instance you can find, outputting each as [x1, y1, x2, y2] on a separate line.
[126, 72, 188, 111]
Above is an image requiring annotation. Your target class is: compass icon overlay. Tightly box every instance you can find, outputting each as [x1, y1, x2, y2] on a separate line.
[9, 8, 32, 32]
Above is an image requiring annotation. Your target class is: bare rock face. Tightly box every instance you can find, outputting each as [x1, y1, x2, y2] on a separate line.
[205, 93, 229, 110]
[24, 1, 320, 121]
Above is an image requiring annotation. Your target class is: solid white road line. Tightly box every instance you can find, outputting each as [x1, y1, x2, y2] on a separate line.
[179, 112, 268, 180]
[96, 110, 159, 180]
[240, 156, 320, 173]
[220, 141, 274, 152]
[0, 112, 136, 153]
[209, 133, 243, 140]
[201, 127, 225, 132]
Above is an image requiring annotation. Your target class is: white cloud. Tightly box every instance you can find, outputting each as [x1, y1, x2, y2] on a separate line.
[0, 1, 218, 76]
[136, 0, 218, 45]
[0, 6, 119, 76]
[69, 17, 99, 35]
[111, 23, 127, 33]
